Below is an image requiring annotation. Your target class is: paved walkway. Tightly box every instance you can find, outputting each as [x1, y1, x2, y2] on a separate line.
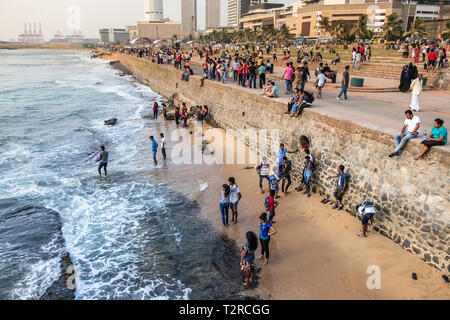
[186, 61, 450, 153]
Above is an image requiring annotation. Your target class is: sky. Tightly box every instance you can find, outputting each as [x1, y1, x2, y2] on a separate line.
[0, 0, 298, 41]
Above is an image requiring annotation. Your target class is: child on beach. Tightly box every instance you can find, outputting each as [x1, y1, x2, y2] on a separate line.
[269, 168, 280, 199]
[241, 231, 258, 286]
[264, 190, 279, 224]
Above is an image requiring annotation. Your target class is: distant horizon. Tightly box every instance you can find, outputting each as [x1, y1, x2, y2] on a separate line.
[0, 0, 298, 41]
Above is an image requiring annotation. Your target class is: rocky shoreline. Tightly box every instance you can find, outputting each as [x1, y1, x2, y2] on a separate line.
[40, 253, 76, 300]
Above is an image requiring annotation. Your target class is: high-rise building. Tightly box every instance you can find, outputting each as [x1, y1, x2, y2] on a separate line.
[206, 0, 221, 29]
[227, 0, 261, 27]
[145, 0, 164, 21]
[181, 0, 197, 35]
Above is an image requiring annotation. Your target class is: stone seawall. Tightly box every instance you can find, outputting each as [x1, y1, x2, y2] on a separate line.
[105, 53, 450, 274]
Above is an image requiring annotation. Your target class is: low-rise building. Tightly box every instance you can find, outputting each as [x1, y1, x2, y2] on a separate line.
[241, 0, 420, 39]
[98, 28, 130, 44]
[137, 20, 183, 41]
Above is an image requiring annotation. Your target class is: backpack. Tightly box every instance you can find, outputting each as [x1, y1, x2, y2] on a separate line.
[264, 196, 270, 212]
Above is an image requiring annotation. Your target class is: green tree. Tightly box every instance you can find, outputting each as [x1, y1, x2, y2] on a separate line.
[403, 17, 428, 41]
[350, 14, 371, 40]
[331, 20, 347, 42]
[317, 16, 332, 37]
[381, 13, 403, 41]
[278, 24, 293, 41]
[442, 21, 450, 39]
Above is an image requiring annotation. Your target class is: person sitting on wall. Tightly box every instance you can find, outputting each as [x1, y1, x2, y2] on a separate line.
[261, 81, 272, 96]
[389, 110, 421, 157]
[357, 201, 376, 238]
[265, 81, 279, 98]
[293, 90, 314, 118]
[182, 67, 191, 81]
[326, 164, 347, 211]
[286, 88, 301, 114]
[414, 118, 447, 160]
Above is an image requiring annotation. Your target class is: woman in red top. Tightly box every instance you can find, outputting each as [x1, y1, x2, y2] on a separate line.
[153, 102, 159, 120]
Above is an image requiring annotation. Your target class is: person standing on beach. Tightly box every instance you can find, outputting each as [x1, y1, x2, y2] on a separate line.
[327, 165, 347, 210]
[160, 133, 166, 160]
[258, 212, 277, 266]
[149, 136, 158, 165]
[281, 155, 292, 196]
[220, 184, 230, 228]
[153, 102, 159, 120]
[265, 190, 279, 224]
[229, 177, 241, 224]
[162, 103, 167, 119]
[96, 146, 108, 177]
[278, 143, 298, 173]
[175, 107, 180, 127]
[181, 106, 188, 127]
[255, 156, 270, 194]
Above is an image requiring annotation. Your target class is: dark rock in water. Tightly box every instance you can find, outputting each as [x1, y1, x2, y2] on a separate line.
[412, 272, 418, 280]
[104, 118, 118, 126]
[165, 113, 175, 120]
[40, 253, 76, 300]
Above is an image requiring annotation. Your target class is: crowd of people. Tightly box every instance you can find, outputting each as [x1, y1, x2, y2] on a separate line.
[105, 40, 448, 287]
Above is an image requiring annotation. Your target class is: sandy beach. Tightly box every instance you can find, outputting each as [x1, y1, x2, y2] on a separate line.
[194, 127, 450, 300]
[0, 43, 90, 51]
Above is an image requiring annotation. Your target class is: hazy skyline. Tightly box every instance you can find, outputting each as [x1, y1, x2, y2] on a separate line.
[0, 0, 297, 41]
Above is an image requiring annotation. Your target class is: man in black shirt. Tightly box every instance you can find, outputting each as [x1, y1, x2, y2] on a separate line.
[249, 62, 257, 89]
[337, 65, 350, 102]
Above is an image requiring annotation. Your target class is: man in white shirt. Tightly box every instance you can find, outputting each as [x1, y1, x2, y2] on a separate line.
[316, 70, 326, 99]
[389, 110, 421, 157]
[160, 133, 167, 160]
[228, 177, 242, 224]
[255, 156, 271, 194]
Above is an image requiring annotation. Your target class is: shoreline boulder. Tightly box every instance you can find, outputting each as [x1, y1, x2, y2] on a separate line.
[104, 118, 118, 126]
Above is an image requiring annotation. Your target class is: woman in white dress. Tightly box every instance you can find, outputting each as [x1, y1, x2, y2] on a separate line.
[410, 74, 423, 112]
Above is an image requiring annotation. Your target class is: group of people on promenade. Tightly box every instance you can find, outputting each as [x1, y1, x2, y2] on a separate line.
[387, 110, 448, 161]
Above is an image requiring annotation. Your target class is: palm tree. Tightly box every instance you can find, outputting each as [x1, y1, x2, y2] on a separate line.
[350, 14, 371, 40]
[219, 28, 229, 43]
[381, 13, 403, 41]
[442, 21, 450, 39]
[317, 16, 332, 38]
[403, 17, 428, 41]
[331, 20, 346, 42]
[278, 24, 293, 41]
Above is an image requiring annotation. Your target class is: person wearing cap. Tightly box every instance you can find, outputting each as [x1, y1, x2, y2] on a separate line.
[255, 156, 271, 194]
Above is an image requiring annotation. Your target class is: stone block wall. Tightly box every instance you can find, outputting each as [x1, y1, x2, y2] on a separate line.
[108, 53, 450, 274]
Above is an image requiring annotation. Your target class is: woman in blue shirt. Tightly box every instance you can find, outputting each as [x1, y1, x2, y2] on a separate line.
[414, 118, 447, 160]
[258, 212, 277, 266]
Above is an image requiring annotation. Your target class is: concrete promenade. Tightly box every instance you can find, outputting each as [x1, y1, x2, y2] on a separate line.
[186, 60, 450, 154]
